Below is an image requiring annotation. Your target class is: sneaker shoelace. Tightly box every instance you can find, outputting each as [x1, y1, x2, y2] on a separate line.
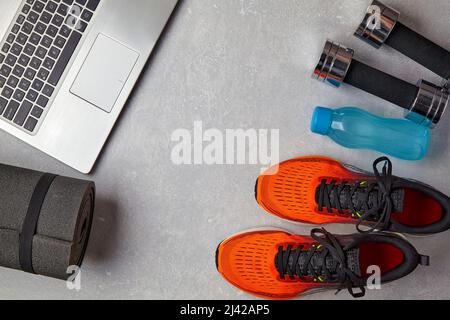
[317, 157, 395, 233]
[275, 228, 366, 298]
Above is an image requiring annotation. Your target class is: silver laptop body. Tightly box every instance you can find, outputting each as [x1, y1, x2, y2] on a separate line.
[0, 0, 178, 173]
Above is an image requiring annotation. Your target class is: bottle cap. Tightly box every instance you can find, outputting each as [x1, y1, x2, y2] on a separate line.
[311, 107, 333, 135]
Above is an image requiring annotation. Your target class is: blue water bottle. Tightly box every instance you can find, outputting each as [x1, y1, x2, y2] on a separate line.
[311, 106, 430, 160]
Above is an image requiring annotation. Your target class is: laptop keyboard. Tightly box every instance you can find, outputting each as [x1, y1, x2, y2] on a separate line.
[0, 0, 100, 134]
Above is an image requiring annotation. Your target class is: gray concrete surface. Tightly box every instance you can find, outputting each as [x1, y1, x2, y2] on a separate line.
[0, 0, 450, 300]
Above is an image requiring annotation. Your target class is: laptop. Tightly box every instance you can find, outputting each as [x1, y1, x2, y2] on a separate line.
[0, 0, 178, 173]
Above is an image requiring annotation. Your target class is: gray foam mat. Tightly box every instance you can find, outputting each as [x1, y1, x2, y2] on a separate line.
[0, 164, 95, 280]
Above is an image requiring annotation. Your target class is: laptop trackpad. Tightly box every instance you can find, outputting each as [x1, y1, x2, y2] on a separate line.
[70, 34, 139, 113]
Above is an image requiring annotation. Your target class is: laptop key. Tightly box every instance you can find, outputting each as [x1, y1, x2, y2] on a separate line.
[43, 57, 55, 70]
[13, 89, 26, 102]
[7, 76, 19, 88]
[14, 100, 33, 126]
[86, 0, 100, 11]
[22, 4, 31, 14]
[37, 94, 49, 108]
[35, 22, 47, 35]
[31, 106, 43, 118]
[11, 24, 20, 35]
[1, 86, 14, 99]
[30, 57, 42, 69]
[48, 31, 82, 86]
[52, 14, 65, 27]
[16, 15, 26, 25]
[18, 54, 31, 67]
[0, 97, 7, 114]
[46, 25, 58, 38]
[24, 117, 38, 132]
[11, 43, 23, 56]
[2, 43, 11, 54]
[5, 54, 17, 67]
[25, 68, 37, 81]
[27, 89, 39, 102]
[75, 20, 88, 33]
[49, 46, 61, 59]
[32, 1, 45, 13]
[0, 65, 11, 77]
[36, 46, 47, 59]
[32, 79, 44, 91]
[0, 65, 12, 77]
[57, 3, 69, 16]
[19, 79, 31, 91]
[42, 84, 54, 97]
[29, 33, 41, 46]
[46, 1, 58, 13]
[24, 43, 36, 56]
[3, 100, 20, 120]
[6, 34, 15, 44]
[37, 68, 50, 81]
[81, 9, 93, 22]
[41, 35, 53, 48]
[0, 76, 6, 88]
[16, 33, 28, 45]
[60, 25, 72, 38]
[22, 22, 34, 35]
[27, 11, 39, 23]
[40, 11, 52, 24]
[54, 36, 66, 49]
[13, 65, 25, 77]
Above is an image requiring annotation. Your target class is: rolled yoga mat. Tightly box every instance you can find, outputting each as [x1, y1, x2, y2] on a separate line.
[0, 164, 95, 280]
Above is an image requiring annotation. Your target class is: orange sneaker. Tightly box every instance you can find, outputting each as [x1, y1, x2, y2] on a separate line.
[255, 156, 450, 234]
[216, 228, 429, 299]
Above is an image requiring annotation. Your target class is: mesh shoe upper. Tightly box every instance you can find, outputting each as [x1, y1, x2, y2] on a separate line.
[256, 156, 450, 235]
[216, 229, 429, 299]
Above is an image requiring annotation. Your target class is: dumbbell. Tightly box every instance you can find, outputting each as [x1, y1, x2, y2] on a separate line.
[355, 0, 450, 91]
[312, 40, 449, 126]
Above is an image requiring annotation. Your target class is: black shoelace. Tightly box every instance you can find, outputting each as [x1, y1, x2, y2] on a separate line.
[317, 157, 394, 233]
[275, 228, 365, 298]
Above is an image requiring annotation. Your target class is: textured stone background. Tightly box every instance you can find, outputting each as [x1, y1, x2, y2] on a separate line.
[0, 0, 449, 299]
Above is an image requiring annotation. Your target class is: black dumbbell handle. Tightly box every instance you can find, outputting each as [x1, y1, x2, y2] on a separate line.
[386, 22, 450, 80]
[344, 59, 418, 111]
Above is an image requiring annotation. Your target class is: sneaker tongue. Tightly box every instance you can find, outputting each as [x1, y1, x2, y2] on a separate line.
[390, 189, 405, 212]
[316, 184, 405, 213]
[346, 188, 405, 213]
[291, 248, 361, 278]
[346, 248, 361, 276]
